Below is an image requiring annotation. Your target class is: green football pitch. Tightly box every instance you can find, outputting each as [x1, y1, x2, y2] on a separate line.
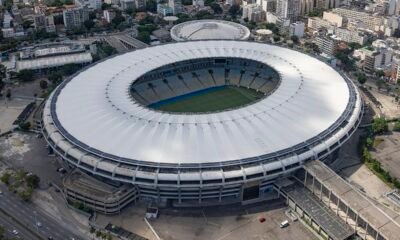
[150, 86, 264, 113]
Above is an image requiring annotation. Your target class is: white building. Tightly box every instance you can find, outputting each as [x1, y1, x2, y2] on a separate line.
[289, 21, 304, 38]
[169, 0, 183, 15]
[242, 4, 266, 22]
[193, 0, 204, 7]
[256, 0, 276, 13]
[103, 9, 116, 23]
[276, 0, 300, 23]
[63, 7, 89, 29]
[322, 11, 343, 27]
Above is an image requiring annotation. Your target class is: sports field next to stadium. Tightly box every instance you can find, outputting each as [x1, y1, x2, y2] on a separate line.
[149, 86, 264, 113]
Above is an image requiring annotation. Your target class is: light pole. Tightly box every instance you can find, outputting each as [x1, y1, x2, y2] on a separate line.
[33, 211, 39, 232]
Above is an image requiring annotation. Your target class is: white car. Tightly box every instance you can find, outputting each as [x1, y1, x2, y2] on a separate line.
[12, 229, 19, 235]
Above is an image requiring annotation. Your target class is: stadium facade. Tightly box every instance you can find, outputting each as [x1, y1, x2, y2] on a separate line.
[42, 41, 363, 206]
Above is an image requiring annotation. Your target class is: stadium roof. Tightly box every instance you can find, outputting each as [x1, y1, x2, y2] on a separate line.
[17, 52, 93, 71]
[51, 41, 357, 165]
[170, 20, 250, 41]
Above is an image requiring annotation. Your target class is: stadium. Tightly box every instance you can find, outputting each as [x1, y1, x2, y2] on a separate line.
[42, 40, 363, 206]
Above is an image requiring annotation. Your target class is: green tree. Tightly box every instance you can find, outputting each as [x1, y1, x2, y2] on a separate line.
[146, 0, 157, 12]
[17, 70, 34, 82]
[273, 35, 280, 42]
[101, 2, 112, 10]
[290, 35, 299, 44]
[18, 188, 33, 201]
[26, 174, 40, 189]
[39, 80, 48, 89]
[393, 121, 400, 131]
[62, 64, 81, 76]
[19, 122, 31, 131]
[357, 73, 367, 84]
[371, 117, 388, 135]
[375, 70, 385, 78]
[210, 3, 222, 14]
[228, 4, 240, 16]
[137, 31, 150, 44]
[48, 71, 63, 84]
[0, 172, 11, 185]
[84, 19, 95, 30]
[348, 42, 362, 50]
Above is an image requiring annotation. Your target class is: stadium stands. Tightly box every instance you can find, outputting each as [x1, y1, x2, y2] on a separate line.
[130, 57, 280, 106]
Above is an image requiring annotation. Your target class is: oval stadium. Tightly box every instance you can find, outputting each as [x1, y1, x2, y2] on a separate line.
[42, 40, 363, 206]
[170, 20, 251, 41]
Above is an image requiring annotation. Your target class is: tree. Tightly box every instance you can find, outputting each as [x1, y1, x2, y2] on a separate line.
[146, 0, 157, 12]
[371, 117, 388, 135]
[26, 174, 40, 189]
[18, 188, 33, 201]
[0, 172, 11, 185]
[210, 3, 222, 14]
[6, 88, 11, 99]
[137, 31, 150, 44]
[48, 71, 63, 84]
[101, 3, 112, 10]
[393, 121, 400, 132]
[62, 64, 81, 76]
[357, 73, 367, 84]
[348, 42, 362, 50]
[39, 80, 48, 89]
[228, 4, 240, 16]
[375, 70, 385, 78]
[290, 35, 299, 44]
[84, 19, 95, 30]
[273, 35, 280, 42]
[17, 70, 34, 82]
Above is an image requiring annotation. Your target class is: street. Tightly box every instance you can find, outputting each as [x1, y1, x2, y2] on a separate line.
[0, 210, 40, 240]
[0, 184, 85, 240]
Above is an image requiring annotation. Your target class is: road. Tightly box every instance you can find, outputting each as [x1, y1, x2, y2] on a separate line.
[0, 210, 40, 240]
[0, 184, 85, 240]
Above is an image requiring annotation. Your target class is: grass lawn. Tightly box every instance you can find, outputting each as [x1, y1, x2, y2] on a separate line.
[149, 86, 264, 113]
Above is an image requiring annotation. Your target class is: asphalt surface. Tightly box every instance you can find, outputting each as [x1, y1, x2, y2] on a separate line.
[0, 184, 84, 240]
[0, 210, 40, 240]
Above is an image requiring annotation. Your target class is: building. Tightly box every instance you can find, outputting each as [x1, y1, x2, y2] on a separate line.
[16, 43, 93, 72]
[120, 0, 134, 10]
[33, 14, 46, 31]
[315, 35, 339, 56]
[276, 0, 300, 23]
[168, 0, 183, 15]
[63, 7, 89, 29]
[242, 4, 266, 22]
[104, 0, 119, 5]
[75, 0, 102, 10]
[257, 0, 276, 12]
[134, 0, 146, 9]
[192, 0, 204, 7]
[322, 11, 343, 27]
[332, 8, 383, 31]
[307, 17, 332, 31]
[157, 4, 174, 16]
[64, 170, 138, 215]
[170, 20, 250, 41]
[334, 27, 367, 45]
[42, 40, 362, 207]
[289, 21, 304, 38]
[103, 9, 116, 23]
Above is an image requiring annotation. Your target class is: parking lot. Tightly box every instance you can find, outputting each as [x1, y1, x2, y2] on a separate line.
[151, 200, 317, 240]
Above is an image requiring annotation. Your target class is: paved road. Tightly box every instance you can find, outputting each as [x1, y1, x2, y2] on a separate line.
[0, 210, 40, 240]
[0, 185, 85, 240]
